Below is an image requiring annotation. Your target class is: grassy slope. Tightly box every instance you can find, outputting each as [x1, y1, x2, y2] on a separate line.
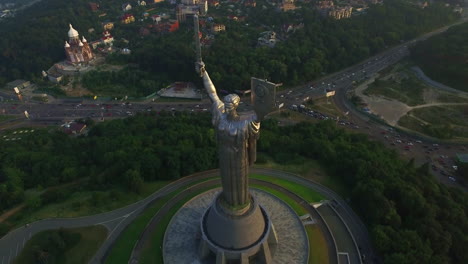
[13, 225, 108, 264]
[8, 181, 170, 228]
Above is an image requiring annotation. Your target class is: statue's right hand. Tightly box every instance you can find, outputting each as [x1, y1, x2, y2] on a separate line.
[195, 61, 206, 77]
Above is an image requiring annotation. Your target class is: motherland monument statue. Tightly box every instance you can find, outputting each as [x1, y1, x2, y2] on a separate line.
[194, 15, 279, 263]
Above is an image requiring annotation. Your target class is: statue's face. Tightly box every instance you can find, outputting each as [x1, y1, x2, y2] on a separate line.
[224, 101, 238, 114]
[224, 94, 240, 114]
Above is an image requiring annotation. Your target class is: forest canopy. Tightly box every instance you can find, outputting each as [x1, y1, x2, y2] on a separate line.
[0, 0, 459, 95]
[0, 113, 467, 264]
[411, 22, 468, 92]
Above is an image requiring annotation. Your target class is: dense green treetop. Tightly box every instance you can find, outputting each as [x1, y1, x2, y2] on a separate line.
[0, 113, 467, 263]
[0, 0, 459, 95]
[0, 111, 217, 210]
[411, 22, 468, 92]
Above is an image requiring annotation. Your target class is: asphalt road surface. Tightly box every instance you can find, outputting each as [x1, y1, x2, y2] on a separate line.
[0, 168, 371, 264]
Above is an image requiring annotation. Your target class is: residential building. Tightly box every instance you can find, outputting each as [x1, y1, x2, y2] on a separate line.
[258, 31, 279, 48]
[154, 20, 180, 33]
[176, 4, 199, 23]
[102, 21, 114, 30]
[182, 0, 198, 4]
[199, 0, 208, 15]
[101, 31, 114, 45]
[208, 0, 220, 6]
[89, 2, 99, 12]
[329, 6, 352, 19]
[121, 14, 135, 24]
[280, 0, 296, 11]
[46, 67, 64, 83]
[140, 27, 151, 36]
[244, 0, 256, 7]
[122, 3, 132, 11]
[211, 23, 226, 33]
[6, 80, 31, 90]
[138, 0, 147, 6]
[151, 14, 162, 23]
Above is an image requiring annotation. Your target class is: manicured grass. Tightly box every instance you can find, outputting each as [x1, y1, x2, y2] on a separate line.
[251, 174, 324, 203]
[254, 161, 350, 198]
[14, 225, 107, 264]
[105, 177, 217, 264]
[254, 159, 322, 176]
[251, 184, 307, 215]
[104, 193, 177, 264]
[251, 184, 329, 264]
[306, 225, 330, 264]
[139, 185, 220, 264]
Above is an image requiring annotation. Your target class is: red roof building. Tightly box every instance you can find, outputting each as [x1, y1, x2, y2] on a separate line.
[155, 20, 179, 33]
[89, 2, 99, 12]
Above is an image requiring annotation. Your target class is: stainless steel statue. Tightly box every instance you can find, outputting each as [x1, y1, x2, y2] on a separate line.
[194, 19, 276, 208]
[195, 15, 278, 263]
[197, 63, 262, 208]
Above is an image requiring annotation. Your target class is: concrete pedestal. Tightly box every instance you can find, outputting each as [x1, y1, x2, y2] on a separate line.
[199, 193, 277, 263]
[163, 189, 308, 264]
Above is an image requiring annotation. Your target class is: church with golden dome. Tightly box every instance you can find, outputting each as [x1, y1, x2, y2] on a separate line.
[64, 24, 94, 64]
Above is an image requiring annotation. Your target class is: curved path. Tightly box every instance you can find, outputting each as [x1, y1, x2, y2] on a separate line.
[130, 177, 340, 264]
[0, 168, 371, 264]
[0, 170, 219, 264]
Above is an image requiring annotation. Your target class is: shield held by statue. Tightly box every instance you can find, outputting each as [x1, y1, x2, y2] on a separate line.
[250, 77, 278, 120]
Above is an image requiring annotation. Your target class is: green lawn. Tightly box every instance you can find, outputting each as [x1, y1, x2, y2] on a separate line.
[105, 177, 217, 264]
[139, 185, 220, 264]
[105, 172, 332, 264]
[14, 225, 107, 264]
[104, 193, 177, 264]
[251, 184, 307, 215]
[364, 73, 426, 106]
[251, 174, 324, 203]
[254, 159, 323, 177]
[399, 106, 468, 139]
[10, 181, 171, 228]
[251, 184, 329, 264]
[306, 225, 330, 264]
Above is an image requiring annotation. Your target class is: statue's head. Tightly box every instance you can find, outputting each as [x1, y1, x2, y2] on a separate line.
[224, 94, 240, 114]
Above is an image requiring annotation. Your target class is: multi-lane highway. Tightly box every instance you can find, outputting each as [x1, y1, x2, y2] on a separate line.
[1, 18, 466, 130]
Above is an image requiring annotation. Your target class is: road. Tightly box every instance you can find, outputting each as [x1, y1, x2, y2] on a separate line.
[1, 16, 467, 264]
[129, 176, 342, 264]
[0, 168, 371, 264]
[1, 18, 467, 128]
[0, 169, 218, 264]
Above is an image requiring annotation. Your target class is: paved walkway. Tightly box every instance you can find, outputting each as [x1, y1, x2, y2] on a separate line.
[0, 168, 372, 264]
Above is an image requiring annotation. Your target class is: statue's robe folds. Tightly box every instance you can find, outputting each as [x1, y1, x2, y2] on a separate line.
[212, 101, 260, 207]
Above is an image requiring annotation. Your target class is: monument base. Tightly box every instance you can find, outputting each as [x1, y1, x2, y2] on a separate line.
[200, 193, 277, 263]
[163, 189, 309, 264]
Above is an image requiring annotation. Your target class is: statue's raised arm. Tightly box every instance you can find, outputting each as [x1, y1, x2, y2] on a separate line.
[195, 62, 222, 106]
